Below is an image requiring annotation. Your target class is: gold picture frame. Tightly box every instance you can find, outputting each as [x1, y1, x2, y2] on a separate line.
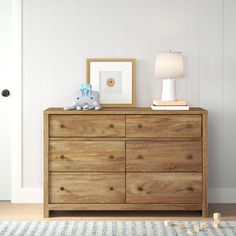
[86, 58, 136, 107]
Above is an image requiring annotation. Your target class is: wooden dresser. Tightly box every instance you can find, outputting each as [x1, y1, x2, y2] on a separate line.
[44, 107, 208, 217]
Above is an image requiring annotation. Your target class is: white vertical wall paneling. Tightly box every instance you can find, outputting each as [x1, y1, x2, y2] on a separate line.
[125, 0, 150, 107]
[209, 0, 224, 188]
[199, 0, 224, 188]
[90, 0, 115, 57]
[163, 0, 187, 102]
[149, 0, 186, 102]
[185, 0, 199, 106]
[77, 0, 91, 86]
[149, 0, 164, 100]
[53, 0, 77, 107]
[223, 0, 236, 188]
[22, 0, 236, 202]
[41, 0, 54, 109]
[30, 0, 43, 187]
[114, 0, 125, 57]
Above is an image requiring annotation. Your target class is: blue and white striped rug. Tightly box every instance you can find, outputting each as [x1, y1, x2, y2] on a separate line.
[0, 221, 236, 236]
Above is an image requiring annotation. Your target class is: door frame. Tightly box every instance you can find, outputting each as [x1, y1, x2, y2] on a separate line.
[11, 0, 42, 203]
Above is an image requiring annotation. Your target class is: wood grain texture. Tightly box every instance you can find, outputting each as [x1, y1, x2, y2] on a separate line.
[44, 107, 207, 115]
[50, 137, 202, 142]
[49, 172, 125, 204]
[202, 113, 208, 217]
[49, 115, 125, 137]
[126, 115, 202, 138]
[44, 108, 207, 217]
[44, 113, 49, 218]
[49, 140, 125, 172]
[2, 203, 236, 220]
[126, 173, 202, 204]
[126, 141, 202, 172]
[48, 203, 202, 211]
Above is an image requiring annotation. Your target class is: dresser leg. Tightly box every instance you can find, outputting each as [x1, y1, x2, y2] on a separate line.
[44, 209, 50, 218]
[202, 207, 208, 218]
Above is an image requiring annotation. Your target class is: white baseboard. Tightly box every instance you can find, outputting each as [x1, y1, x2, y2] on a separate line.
[208, 188, 236, 203]
[11, 187, 236, 204]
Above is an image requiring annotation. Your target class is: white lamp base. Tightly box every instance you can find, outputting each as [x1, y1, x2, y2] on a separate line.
[161, 79, 176, 101]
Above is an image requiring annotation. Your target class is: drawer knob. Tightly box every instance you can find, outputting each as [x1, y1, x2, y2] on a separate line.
[60, 155, 65, 160]
[186, 154, 193, 160]
[60, 124, 65, 128]
[137, 155, 144, 160]
[138, 124, 143, 128]
[109, 124, 114, 128]
[186, 124, 192, 129]
[109, 155, 114, 160]
[109, 186, 114, 191]
[60, 187, 64, 191]
[137, 186, 143, 192]
[186, 187, 194, 192]
[169, 164, 176, 171]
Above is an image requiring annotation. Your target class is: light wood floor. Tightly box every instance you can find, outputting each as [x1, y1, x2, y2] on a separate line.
[0, 202, 236, 221]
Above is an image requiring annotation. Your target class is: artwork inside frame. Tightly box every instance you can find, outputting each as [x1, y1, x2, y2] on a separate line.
[86, 58, 136, 107]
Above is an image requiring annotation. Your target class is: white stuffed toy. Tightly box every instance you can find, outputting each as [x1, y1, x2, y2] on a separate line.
[64, 84, 101, 110]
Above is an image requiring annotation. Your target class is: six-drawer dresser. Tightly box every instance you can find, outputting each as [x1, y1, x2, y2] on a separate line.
[44, 107, 208, 217]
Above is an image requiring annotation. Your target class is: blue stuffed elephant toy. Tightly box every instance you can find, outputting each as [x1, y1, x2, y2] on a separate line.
[64, 84, 102, 110]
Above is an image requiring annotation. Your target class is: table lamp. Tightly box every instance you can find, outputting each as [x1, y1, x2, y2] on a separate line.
[154, 50, 185, 101]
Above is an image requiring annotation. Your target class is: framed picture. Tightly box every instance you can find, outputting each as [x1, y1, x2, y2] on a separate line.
[86, 58, 136, 107]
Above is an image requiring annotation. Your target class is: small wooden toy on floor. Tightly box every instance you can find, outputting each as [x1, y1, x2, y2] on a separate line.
[213, 213, 221, 221]
[178, 223, 185, 230]
[187, 229, 194, 235]
[213, 220, 221, 229]
[164, 220, 172, 227]
[193, 224, 200, 232]
[213, 212, 221, 228]
[200, 222, 207, 230]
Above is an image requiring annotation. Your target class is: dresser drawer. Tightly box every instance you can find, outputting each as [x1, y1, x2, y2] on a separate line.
[126, 115, 202, 138]
[126, 173, 202, 204]
[126, 141, 202, 172]
[49, 115, 125, 137]
[49, 141, 125, 172]
[49, 173, 125, 203]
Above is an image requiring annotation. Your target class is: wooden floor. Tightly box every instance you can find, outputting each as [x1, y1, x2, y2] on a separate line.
[0, 202, 236, 221]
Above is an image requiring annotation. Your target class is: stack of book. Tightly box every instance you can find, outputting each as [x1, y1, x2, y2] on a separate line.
[151, 100, 189, 110]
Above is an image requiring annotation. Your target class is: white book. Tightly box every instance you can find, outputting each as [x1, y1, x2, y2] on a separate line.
[151, 105, 190, 110]
[153, 100, 187, 106]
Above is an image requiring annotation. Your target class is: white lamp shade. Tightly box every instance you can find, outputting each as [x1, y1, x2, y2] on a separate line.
[154, 52, 185, 78]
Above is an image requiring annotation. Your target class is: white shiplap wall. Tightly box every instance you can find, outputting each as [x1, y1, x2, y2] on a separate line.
[22, 0, 236, 202]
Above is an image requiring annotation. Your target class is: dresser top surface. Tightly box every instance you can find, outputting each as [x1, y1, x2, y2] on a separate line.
[44, 107, 207, 115]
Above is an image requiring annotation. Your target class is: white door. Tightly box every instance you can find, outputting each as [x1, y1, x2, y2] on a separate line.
[1, 0, 40, 203]
[0, 0, 13, 200]
[0, 94, 11, 200]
